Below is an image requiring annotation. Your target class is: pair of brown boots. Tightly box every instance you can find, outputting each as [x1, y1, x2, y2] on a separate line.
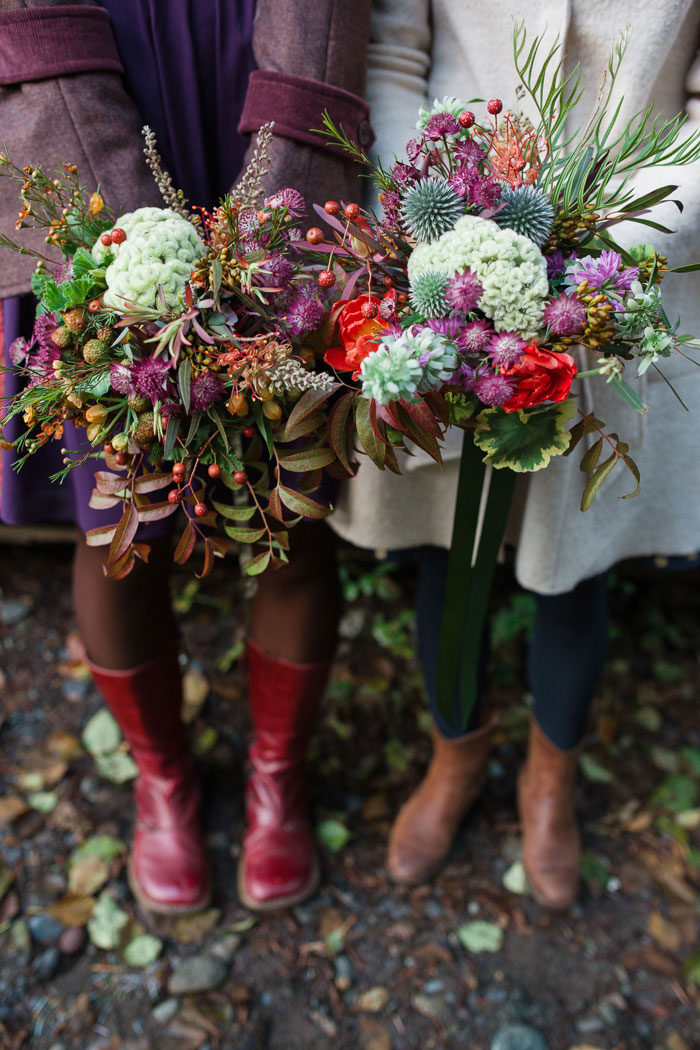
[388, 717, 580, 909]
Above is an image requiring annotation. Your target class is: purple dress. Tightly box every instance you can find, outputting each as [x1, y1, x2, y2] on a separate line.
[1, 0, 256, 531]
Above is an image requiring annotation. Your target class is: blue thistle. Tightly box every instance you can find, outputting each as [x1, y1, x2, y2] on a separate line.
[402, 177, 464, 242]
[493, 184, 554, 247]
[410, 270, 449, 318]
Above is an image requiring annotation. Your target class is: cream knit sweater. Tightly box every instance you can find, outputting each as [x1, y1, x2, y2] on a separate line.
[330, 0, 700, 595]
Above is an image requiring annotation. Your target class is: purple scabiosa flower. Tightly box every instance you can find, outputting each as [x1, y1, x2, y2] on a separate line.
[488, 331, 526, 368]
[545, 250, 566, 280]
[456, 318, 493, 354]
[190, 372, 225, 411]
[570, 249, 639, 292]
[131, 355, 171, 403]
[469, 176, 502, 209]
[454, 138, 486, 166]
[265, 187, 306, 216]
[424, 112, 460, 139]
[473, 370, 517, 406]
[391, 161, 420, 185]
[283, 287, 326, 336]
[110, 363, 132, 395]
[446, 269, 483, 312]
[53, 259, 73, 285]
[261, 253, 294, 289]
[543, 292, 586, 336]
[426, 317, 464, 340]
[238, 209, 259, 236]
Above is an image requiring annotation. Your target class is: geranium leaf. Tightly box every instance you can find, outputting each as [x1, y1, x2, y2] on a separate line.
[473, 399, 577, 472]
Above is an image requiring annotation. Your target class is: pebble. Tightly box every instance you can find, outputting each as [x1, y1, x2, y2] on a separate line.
[576, 1016, 605, 1034]
[424, 979, 445, 995]
[0, 599, 32, 625]
[412, 992, 447, 1022]
[207, 934, 240, 962]
[58, 926, 86, 955]
[260, 990, 274, 1006]
[424, 899, 443, 920]
[32, 946, 60, 982]
[485, 987, 509, 1004]
[491, 1024, 548, 1050]
[167, 954, 228, 995]
[151, 997, 180, 1025]
[27, 914, 64, 946]
[334, 955, 355, 990]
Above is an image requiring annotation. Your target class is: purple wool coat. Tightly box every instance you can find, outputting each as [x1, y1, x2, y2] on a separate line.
[0, 0, 372, 531]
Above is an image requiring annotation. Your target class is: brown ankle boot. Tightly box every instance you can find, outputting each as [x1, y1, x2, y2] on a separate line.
[517, 718, 580, 910]
[387, 719, 493, 886]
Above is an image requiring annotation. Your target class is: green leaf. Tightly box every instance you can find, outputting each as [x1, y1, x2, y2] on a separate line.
[123, 933, 163, 967]
[77, 370, 112, 398]
[282, 387, 333, 442]
[316, 818, 351, 853]
[94, 751, 138, 784]
[212, 501, 256, 521]
[278, 484, 329, 519]
[457, 921, 504, 953]
[71, 246, 101, 277]
[278, 446, 336, 472]
[355, 398, 386, 469]
[70, 835, 126, 866]
[473, 399, 577, 472]
[609, 375, 649, 414]
[87, 891, 129, 950]
[163, 417, 181, 459]
[184, 410, 202, 447]
[579, 753, 615, 784]
[208, 406, 229, 451]
[223, 525, 267, 543]
[243, 550, 271, 576]
[82, 709, 122, 756]
[178, 359, 192, 414]
[651, 774, 699, 813]
[580, 452, 617, 511]
[579, 436, 603, 474]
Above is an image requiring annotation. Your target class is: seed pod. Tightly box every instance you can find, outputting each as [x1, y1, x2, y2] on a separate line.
[262, 401, 282, 420]
[112, 432, 129, 452]
[133, 412, 155, 448]
[128, 395, 150, 413]
[82, 339, 110, 366]
[62, 307, 87, 334]
[86, 423, 104, 444]
[85, 404, 107, 424]
[50, 326, 73, 349]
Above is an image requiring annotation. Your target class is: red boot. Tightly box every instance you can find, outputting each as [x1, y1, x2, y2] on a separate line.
[238, 640, 330, 911]
[87, 643, 210, 915]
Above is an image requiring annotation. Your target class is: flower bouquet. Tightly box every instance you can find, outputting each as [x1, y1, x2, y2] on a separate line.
[0, 127, 344, 578]
[307, 24, 700, 722]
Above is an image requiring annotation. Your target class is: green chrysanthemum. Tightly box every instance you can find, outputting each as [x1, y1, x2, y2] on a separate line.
[402, 177, 464, 242]
[410, 270, 449, 318]
[493, 185, 554, 247]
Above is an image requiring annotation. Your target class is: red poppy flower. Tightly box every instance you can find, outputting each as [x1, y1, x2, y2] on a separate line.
[500, 344, 576, 413]
[324, 294, 389, 379]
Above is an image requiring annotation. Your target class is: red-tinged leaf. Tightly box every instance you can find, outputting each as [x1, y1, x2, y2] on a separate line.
[280, 410, 327, 442]
[108, 502, 139, 564]
[376, 403, 404, 431]
[368, 398, 387, 445]
[278, 447, 336, 472]
[85, 524, 118, 547]
[271, 529, 290, 552]
[394, 402, 443, 464]
[278, 485, 330, 519]
[423, 390, 451, 427]
[173, 520, 196, 564]
[190, 510, 217, 528]
[89, 491, 122, 510]
[298, 468, 323, 493]
[196, 541, 215, 580]
[398, 397, 443, 439]
[268, 487, 284, 521]
[95, 471, 130, 495]
[132, 542, 150, 562]
[136, 500, 179, 522]
[104, 546, 135, 579]
[383, 442, 402, 475]
[208, 536, 230, 558]
[283, 388, 334, 442]
[224, 525, 267, 543]
[328, 391, 356, 476]
[133, 472, 172, 494]
[355, 398, 386, 470]
[243, 550, 272, 576]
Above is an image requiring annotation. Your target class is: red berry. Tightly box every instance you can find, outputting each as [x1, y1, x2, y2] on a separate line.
[487, 98, 503, 115]
[114, 451, 128, 466]
[168, 489, 182, 504]
[194, 502, 207, 517]
[397, 292, 409, 304]
[243, 425, 256, 438]
[318, 270, 336, 289]
[344, 203, 360, 220]
[172, 462, 186, 479]
[110, 228, 126, 244]
[306, 227, 324, 245]
[103, 442, 114, 455]
[88, 299, 102, 314]
[324, 200, 340, 215]
[207, 463, 221, 478]
[383, 275, 394, 287]
[459, 110, 475, 128]
[100, 232, 112, 247]
[361, 301, 378, 319]
[233, 470, 248, 485]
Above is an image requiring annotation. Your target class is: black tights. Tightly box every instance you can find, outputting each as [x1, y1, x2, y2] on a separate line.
[417, 546, 609, 749]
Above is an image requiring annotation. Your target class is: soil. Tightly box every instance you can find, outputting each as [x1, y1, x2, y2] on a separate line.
[1, 541, 699, 1050]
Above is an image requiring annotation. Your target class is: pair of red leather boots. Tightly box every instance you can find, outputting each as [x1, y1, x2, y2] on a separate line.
[89, 639, 330, 914]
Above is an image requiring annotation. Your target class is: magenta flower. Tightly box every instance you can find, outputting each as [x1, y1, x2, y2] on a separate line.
[110, 363, 132, 395]
[283, 287, 325, 336]
[446, 269, 483, 312]
[53, 259, 73, 285]
[426, 317, 463, 340]
[454, 139, 485, 166]
[265, 188, 306, 216]
[424, 112, 460, 139]
[488, 331, 526, 368]
[391, 162, 420, 186]
[473, 371, 517, 406]
[131, 355, 171, 402]
[448, 166, 478, 200]
[469, 176, 502, 209]
[456, 318, 493, 354]
[543, 292, 586, 336]
[569, 250, 639, 292]
[546, 250, 567, 280]
[262, 254, 294, 289]
[190, 372, 225, 411]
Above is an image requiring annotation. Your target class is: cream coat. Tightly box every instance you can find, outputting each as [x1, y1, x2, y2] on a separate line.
[330, 0, 700, 594]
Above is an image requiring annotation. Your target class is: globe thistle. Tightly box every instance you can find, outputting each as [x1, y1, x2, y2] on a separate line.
[487, 331, 526, 368]
[493, 184, 555, 247]
[360, 327, 457, 405]
[410, 270, 449, 318]
[543, 292, 586, 336]
[402, 177, 464, 242]
[446, 268, 483, 312]
[473, 371, 517, 406]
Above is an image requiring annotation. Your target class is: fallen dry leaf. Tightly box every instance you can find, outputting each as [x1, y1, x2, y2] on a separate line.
[181, 668, 210, 724]
[47, 893, 96, 927]
[68, 855, 110, 897]
[648, 911, 683, 953]
[45, 730, 83, 762]
[359, 1016, 392, 1050]
[171, 907, 221, 944]
[0, 797, 29, 826]
[357, 986, 390, 1013]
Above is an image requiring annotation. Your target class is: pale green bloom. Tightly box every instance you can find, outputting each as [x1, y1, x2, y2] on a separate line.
[408, 214, 548, 338]
[415, 96, 468, 130]
[638, 325, 672, 375]
[360, 328, 457, 405]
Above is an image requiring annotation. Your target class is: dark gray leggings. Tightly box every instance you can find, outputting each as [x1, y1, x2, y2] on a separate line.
[416, 546, 608, 749]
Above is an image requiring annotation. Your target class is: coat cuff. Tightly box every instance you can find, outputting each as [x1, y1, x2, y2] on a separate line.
[0, 6, 123, 85]
[238, 70, 374, 155]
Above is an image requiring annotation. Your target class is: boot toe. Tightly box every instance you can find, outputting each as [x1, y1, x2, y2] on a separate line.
[239, 827, 319, 910]
[132, 831, 210, 913]
[527, 866, 578, 911]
